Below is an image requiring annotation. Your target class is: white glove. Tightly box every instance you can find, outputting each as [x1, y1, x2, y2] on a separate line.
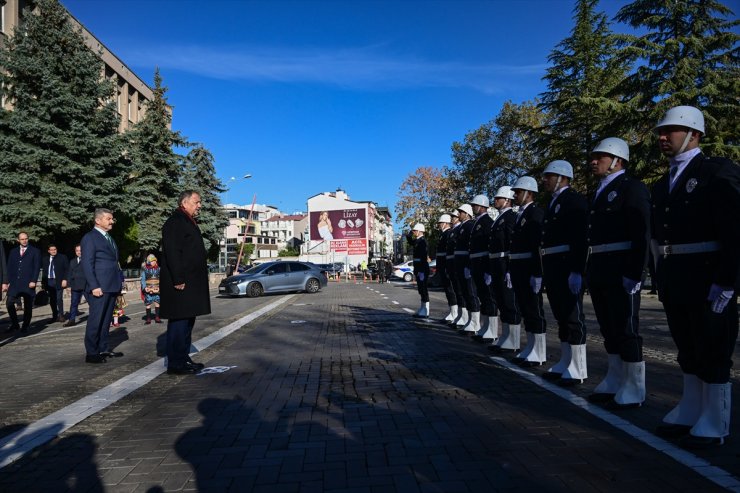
[505, 272, 512, 289]
[567, 273, 582, 295]
[417, 272, 425, 282]
[708, 284, 734, 314]
[484, 273, 492, 285]
[622, 277, 641, 295]
[530, 276, 542, 294]
[464, 267, 471, 279]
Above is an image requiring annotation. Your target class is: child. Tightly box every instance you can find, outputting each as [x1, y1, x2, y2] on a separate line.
[112, 273, 128, 328]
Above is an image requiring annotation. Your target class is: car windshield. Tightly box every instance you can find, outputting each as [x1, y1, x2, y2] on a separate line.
[243, 264, 268, 274]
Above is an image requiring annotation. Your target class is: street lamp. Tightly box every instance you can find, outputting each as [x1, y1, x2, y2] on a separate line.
[222, 173, 253, 271]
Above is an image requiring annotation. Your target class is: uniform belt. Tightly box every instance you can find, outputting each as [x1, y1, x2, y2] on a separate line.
[436, 253, 446, 257]
[509, 252, 533, 260]
[654, 241, 721, 256]
[540, 245, 570, 256]
[470, 251, 488, 259]
[489, 251, 507, 259]
[445, 254, 455, 260]
[589, 241, 632, 254]
[413, 258, 422, 261]
[454, 250, 469, 256]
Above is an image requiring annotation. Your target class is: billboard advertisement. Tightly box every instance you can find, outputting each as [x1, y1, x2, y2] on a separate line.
[330, 239, 367, 255]
[310, 208, 367, 241]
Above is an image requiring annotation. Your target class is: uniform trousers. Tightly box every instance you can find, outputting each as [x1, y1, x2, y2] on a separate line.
[446, 259, 466, 309]
[490, 259, 521, 324]
[510, 262, 546, 333]
[437, 259, 456, 306]
[543, 257, 586, 344]
[416, 272, 429, 303]
[589, 283, 642, 361]
[455, 258, 480, 312]
[471, 256, 496, 316]
[662, 296, 738, 383]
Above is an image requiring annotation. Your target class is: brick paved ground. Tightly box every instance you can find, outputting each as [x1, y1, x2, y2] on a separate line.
[0, 280, 738, 492]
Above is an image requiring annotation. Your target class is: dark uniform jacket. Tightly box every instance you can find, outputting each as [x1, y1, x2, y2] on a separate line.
[541, 188, 588, 274]
[509, 204, 544, 277]
[412, 236, 430, 276]
[6, 244, 41, 298]
[436, 228, 451, 271]
[41, 253, 69, 289]
[489, 209, 515, 270]
[587, 173, 650, 287]
[447, 223, 461, 259]
[455, 220, 475, 270]
[160, 208, 212, 319]
[67, 256, 87, 291]
[651, 153, 740, 301]
[470, 214, 494, 254]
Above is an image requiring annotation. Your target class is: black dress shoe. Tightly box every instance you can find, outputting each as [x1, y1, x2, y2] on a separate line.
[557, 378, 583, 387]
[186, 360, 205, 370]
[4, 325, 19, 333]
[519, 360, 544, 368]
[19, 326, 29, 334]
[85, 354, 107, 364]
[541, 372, 562, 382]
[680, 434, 724, 449]
[167, 366, 199, 375]
[655, 423, 692, 439]
[63, 320, 77, 327]
[606, 399, 642, 410]
[587, 392, 616, 404]
[510, 356, 525, 364]
[57, 316, 66, 323]
[100, 351, 124, 358]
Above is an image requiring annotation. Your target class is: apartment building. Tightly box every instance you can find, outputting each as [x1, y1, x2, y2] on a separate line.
[1, 0, 153, 131]
[220, 203, 282, 268]
[260, 214, 308, 252]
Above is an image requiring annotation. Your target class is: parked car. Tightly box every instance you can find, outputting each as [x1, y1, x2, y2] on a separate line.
[218, 261, 328, 297]
[392, 260, 436, 282]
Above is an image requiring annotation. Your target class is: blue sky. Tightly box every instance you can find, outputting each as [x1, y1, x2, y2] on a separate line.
[61, 0, 628, 219]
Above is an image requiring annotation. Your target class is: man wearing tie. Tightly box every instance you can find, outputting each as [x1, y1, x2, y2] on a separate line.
[81, 208, 123, 363]
[65, 244, 86, 327]
[41, 244, 69, 323]
[2, 232, 41, 333]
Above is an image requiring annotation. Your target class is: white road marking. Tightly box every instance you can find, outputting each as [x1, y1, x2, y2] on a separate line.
[489, 356, 740, 491]
[402, 308, 415, 313]
[0, 294, 295, 469]
[392, 301, 400, 305]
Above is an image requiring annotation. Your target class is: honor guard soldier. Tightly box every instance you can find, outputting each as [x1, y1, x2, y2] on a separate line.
[651, 106, 739, 448]
[436, 214, 457, 322]
[539, 161, 589, 385]
[411, 223, 430, 318]
[468, 195, 498, 342]
[446, 210, 468, 327]
[488, 186, 522, 353]
[454, 204, 480, 334]
[509, 176, 547, 367]
[586, 138, 650, 408]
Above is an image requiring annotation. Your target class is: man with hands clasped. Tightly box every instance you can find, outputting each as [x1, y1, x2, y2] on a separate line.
[411, 223, 430, 318]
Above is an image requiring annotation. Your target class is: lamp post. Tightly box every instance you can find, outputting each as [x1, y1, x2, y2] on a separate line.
[222, 173, 252, 272]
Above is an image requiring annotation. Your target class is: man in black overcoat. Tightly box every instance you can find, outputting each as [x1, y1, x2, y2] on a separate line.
[160, 191, 212, 374]
[2, 232, 41, 333]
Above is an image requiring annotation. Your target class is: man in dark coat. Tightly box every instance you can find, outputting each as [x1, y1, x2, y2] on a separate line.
[651, 106, 739, 448]
[65, 244, 87, 327]
[411, 223, 430, 318]
[160, 191, 211, 374]
[81, 209, 123, 363]
[2, 232, 41, 333]
[0, 241, 7, 304]
[436, 214, 456, 322]
[540, 160, 589, 385]
[454, 204, 479, 333]
[41, 244, 69, 323]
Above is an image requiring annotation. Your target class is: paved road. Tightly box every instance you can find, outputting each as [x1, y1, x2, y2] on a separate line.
[0, 279, 738, 492]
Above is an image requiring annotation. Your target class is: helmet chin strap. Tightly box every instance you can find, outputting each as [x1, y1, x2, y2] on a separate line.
[554, 176, 563, 192]
[606, 157, 618, 174]
[678, 130, 693, 155]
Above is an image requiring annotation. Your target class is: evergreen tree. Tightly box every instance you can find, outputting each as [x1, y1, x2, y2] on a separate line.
[124, 68, 187, 251]
[539, 0, 629, 189]
[181, 145, 228, 257]
[615, 0, 739, 179]
[0, 0, 122, 242]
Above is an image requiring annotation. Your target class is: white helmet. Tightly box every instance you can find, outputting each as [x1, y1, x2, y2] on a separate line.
[449, 209, 459, 217]
[511, 176, 538, 193]
[470, 194, 490, 208]
[592, 137, 629, 162]
[437, 214, 451, 223]
[654, 105, 705, 134]
[542, 160, 573, 179]
[494, 186, 515, 200]
[412, 223, 425, 232]
[457, 203, 474, 217]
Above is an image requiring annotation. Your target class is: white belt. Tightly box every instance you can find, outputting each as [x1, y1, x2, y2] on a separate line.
[589, 241, 632, 254]
[454, 251, 469, 256]
[654, 241, 721, 256]
[446, 254, 455, 260]
[489, 251, 507, 259]
[509, 252, 533, 260]
[436, 253, 446, 257]
[413, 258, 422, 261]
[540, 245, 570, 256]
[470, 251, 488, 259]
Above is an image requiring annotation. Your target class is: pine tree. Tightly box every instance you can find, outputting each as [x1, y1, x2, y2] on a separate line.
[124, 68, 187, 251]
[0, 0, 122, 242]
[181, 145, 228, 257]
[615, 0, 739, 178]
[539, 0, 629, 188]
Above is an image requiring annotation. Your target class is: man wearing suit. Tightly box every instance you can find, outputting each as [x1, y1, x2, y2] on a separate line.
[540, 160, 589, 385]
[508, 176, 547, 367]
[586, 138, 650, 409]
[2, 232, 41, 333]
[41, 244, 69, 323]
[81, 208, 123, 363]
[65, 244, 86, 327]
[651, 106, 739, 448]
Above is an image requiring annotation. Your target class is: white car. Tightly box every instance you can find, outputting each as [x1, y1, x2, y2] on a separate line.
[393, 260, 436, 282]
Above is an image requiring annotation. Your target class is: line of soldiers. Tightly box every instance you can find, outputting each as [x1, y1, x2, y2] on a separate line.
[409, 105, 739, 449]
